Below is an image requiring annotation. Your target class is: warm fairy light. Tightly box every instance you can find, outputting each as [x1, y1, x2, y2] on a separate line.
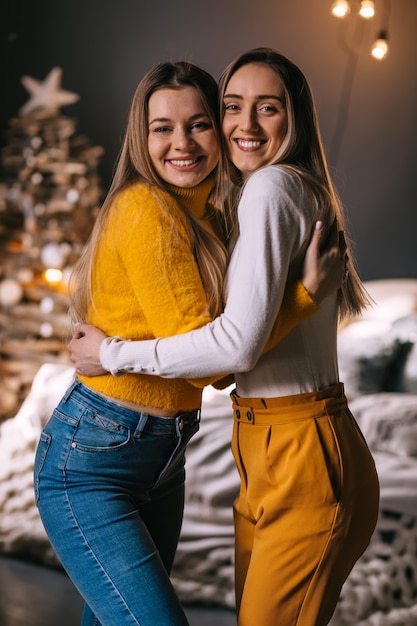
[330, 1, 390, 62]
[44, 268, 63, 284]
[331, 0, 351, 17]
[359, 0, 375, 18]
[331, 0, 375, 18]
[371, 32, 389, 59]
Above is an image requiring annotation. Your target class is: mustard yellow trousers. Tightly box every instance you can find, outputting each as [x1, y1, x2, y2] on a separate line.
[231, 383, 379, 626]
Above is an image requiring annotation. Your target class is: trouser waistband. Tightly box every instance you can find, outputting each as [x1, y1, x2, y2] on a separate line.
[231, 383, 346, 425]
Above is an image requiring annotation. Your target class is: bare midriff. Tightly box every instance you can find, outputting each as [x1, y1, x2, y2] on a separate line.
[99, 391, 179, 417]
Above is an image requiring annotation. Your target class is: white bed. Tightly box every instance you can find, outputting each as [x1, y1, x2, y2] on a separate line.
[1, 279, 417, 624]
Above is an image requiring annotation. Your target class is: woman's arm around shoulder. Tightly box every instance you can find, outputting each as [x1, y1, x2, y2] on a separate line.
[69, 221, 346, 377]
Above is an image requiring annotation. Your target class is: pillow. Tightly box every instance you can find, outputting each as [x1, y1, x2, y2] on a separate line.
[403, 345, 417, 394]
[391, 314, 417, 393]
[337, 321, 412, 400]
[349, 392, 417, 457]
[359, 279, 417, 324]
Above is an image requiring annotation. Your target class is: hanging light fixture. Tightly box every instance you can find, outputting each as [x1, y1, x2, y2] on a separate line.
[371, 30, 389, 59]
[330, 0, 391, 61]
[359, 0, 375, 18]
[331, 0, 351, 18]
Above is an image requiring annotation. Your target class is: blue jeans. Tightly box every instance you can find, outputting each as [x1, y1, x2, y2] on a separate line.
[34, 379, 200, 626]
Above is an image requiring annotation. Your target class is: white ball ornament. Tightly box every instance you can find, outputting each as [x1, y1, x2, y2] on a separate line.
[66, 188, 79, 204]
[31, 172, 43, 185]
[0, 279, 23, 307]
[40, 297, 55, 314]
[40, 322, 54, 338]
[40, 242, 64, 268]
[31, 136, 42, 150]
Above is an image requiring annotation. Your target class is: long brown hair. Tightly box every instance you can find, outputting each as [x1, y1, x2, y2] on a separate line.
[69, 61, 228, 323]
[217, 47, 371, 319]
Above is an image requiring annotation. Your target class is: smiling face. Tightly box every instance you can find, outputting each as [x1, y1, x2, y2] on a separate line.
[222, 63, 288, 176]
[147, 86, 220, 188]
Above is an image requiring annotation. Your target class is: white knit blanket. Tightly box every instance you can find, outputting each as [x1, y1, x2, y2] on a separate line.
[1, 364, 417, 624]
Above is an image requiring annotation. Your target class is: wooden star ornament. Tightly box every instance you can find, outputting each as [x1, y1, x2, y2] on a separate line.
[20, 67, 79, 117]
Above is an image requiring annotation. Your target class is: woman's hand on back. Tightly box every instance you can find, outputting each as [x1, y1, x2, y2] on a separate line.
[302, 220, 347, 303]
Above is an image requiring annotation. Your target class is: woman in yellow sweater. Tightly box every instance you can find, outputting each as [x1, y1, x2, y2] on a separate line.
[34, 60, 343, 626]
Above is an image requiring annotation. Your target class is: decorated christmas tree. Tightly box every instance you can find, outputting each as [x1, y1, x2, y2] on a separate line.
[0, 67, 103, 421]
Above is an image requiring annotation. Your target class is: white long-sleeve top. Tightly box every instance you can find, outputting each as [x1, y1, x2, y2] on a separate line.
[101, 166, 340, 398]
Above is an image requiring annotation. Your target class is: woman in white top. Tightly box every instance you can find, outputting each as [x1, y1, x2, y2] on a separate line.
[69, 48, 379, 625]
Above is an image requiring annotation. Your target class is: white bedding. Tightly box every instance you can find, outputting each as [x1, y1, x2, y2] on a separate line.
[374, 451, 417, 517]
[1, 364, 417, 622]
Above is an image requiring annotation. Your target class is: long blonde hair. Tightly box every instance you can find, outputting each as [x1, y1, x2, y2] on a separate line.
[216, 47, 371, 320]
[69, 61, 228, 323]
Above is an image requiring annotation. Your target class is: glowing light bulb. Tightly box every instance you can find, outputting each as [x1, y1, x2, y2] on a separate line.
[331, 0, 350, 18]
[44, 268, 63, 284]
[359, 1, 375, 18]
[371, 32, 389, 60]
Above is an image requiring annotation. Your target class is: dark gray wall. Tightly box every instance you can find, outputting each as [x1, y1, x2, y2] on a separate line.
[3, 0, 417, 280]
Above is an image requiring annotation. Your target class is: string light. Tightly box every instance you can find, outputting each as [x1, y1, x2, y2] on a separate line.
[371, 30, 389, 59]
[331, 0, 351, 18]
[44, 268, 63, 285]
[330, 0, 391, 61]
[331, 0, 375, 19]
[359, 0, 375, 18]
[329, 0, 391, 165]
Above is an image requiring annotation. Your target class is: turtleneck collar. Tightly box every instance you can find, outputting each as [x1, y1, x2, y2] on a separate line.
[167, 173, 215, 219]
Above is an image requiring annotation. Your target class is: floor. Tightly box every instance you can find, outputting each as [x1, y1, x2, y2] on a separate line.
[0, 557, 236, 626]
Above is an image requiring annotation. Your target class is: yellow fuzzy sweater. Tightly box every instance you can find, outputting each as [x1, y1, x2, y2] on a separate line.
[78, 176, 216, 412]
[79, 175, 318, 412]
